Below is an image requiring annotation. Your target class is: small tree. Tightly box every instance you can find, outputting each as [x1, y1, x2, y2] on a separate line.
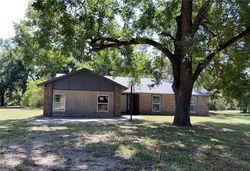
[0, 39, 29, 106]
[21, 79, 44, 108]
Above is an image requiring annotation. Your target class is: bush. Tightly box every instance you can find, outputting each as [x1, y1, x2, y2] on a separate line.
[5, 89, 23, 106]
[209, 97, 228, 111]
[227, 99, 239, 110]
[209, 96, 239, 111]
[21, 79, 44, 108]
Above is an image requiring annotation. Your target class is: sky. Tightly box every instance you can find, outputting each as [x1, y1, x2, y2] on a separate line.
[0, 0, 29, 39]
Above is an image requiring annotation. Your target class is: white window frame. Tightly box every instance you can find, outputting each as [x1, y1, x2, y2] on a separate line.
[53, 93, 66, 112]
[190, 96, 197, 113]
[97, 95, 109, 112]
[152, 95, 161, 112]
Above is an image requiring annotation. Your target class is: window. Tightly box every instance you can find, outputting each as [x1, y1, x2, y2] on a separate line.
[190, 96, 197, 113]
[53, 93, 66, 112]
[97, 96, 109, 112]
[152, 95, 161, 112]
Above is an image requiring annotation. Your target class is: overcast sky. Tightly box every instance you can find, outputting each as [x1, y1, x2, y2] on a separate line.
[0, 0, 29, 39]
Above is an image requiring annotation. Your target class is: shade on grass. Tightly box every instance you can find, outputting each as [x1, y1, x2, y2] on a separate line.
[0, 109, 249, 170]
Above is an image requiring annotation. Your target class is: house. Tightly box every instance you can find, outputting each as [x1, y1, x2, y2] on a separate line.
[106, 77, 209, 115]
[37, 69, 127, 117]
[38, 68, 209, 117]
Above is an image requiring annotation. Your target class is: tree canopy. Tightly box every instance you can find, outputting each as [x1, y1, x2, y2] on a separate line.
[197, 38, 250, 112]
[0, 39, 29, 106]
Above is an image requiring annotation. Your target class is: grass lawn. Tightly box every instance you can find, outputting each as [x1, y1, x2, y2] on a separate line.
[0, 108, 249, 170]
[141, 110, 250, 124]
[0, 108, 42, 120]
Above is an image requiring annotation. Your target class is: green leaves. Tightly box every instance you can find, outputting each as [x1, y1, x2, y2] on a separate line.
[197, 38, 250, 111]
[20, 79, 44, 108]
[0, 39, 30, 105]
[14, 0, 250, 88]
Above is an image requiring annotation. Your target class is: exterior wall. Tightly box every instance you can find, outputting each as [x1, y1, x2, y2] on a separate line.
[139, 94, 175, 114]
[121, 95, 127, 113]
[138, 93, 208, 115]
[196, 96, 209, 115]
[113, 87, 122, 117]
[52, 90, 114, 117]
[42, 68, 209, 117]
[43, 83, 53, 117]
[164, 94, 176, 113]
[139, 94, 152, 114]
[41, 69, 127, 118]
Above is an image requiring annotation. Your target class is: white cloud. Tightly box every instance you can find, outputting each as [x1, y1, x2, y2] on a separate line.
[0, 0, 29, 39]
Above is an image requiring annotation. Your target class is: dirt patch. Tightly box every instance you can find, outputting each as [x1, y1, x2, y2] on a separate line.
[0, 127, 132, 170]
[30, 117, 128, 125]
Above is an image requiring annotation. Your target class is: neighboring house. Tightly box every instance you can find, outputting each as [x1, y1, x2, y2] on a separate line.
[38, 68, 209, 117]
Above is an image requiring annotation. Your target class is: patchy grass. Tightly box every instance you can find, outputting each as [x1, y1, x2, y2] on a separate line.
[0, 109, 249, 170]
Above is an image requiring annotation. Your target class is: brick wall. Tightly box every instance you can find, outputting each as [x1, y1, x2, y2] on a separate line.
[164, 94, 175, 113]
[43, 83, 53, 117]
[139, 94, 151, 114]
[197, 96, 209, 115]
[138, 93, 208, 115]
[139, 94, 176, 114]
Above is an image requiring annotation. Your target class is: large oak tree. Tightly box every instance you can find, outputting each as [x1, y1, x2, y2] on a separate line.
[17, 0, 250, 126]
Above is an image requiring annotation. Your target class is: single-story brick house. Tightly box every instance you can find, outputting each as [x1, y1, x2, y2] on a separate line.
[106, 77, 209, 115]
[38, 68, 209, 117]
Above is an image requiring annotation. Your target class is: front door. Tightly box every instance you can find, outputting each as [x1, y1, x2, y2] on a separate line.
[126, 94, 139, 114]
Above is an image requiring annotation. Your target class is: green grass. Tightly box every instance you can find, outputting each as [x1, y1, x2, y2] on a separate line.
[0, 108, 249, 170]
[141, 110, 249, 124]
[0, 108, 42, 120]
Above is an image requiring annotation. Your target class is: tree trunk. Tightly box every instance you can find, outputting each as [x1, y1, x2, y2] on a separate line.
[0, 89, 5, 106]
[171, 55, 194, 126]
[173, 81, 193, 126]
[170, 0, 194, 126]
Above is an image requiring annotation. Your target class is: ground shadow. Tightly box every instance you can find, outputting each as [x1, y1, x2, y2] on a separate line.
[0, 116, 249, 170]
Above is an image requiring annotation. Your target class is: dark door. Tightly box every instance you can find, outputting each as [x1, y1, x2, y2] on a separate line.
[126, 94, 139, 114]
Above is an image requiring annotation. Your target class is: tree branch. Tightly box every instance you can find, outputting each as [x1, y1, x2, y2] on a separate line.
[193, 27, 250, 81]
[159, 32, 176, 41]
[181, 0, 193, 36]
[90, 37, 175, 61]
[192, 0, 211, 35]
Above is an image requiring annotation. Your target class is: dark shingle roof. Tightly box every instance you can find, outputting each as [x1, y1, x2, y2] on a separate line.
[105, 76, 210, 96]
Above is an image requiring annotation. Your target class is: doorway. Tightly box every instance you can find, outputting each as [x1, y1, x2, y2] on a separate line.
[123, 94, 139, 114]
